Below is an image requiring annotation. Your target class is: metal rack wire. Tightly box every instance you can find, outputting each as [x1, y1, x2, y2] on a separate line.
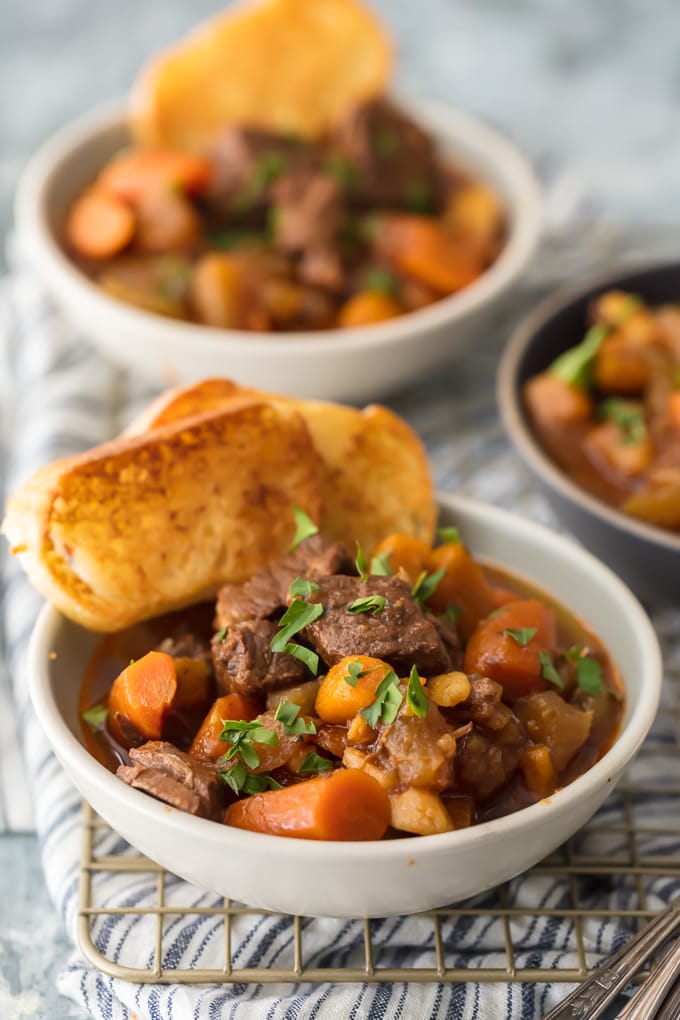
[76, 719, 680, 987]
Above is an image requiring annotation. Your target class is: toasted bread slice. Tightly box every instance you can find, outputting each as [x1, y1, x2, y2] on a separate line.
[3, 399, 321, 631]
[125, 378, 437, 551]
[130, 0, 392, 148]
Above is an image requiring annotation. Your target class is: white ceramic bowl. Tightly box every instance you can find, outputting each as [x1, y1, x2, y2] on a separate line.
[28, 493, 661, 918]
[15, 99, 541, 401]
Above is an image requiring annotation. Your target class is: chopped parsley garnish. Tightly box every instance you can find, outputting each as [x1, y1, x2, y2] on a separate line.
[288, 576, 320, 599]
[274, 700, 317, 736]
[549, 295, 643, 388]
[437, 526, 460, 544]
[289, 507, 319, 550]
[404, 179, 433, 213]
[207, 228, 265, 251]
[445, 604, 462, 623]
[565, 645, 605, 695]
[355, 542, 369, 581]
[270, 598, 323, 675]
[363, 266, 398, 296]
[218, 719, 279, 770]
[82, 704, 108, 728]
[215, 626, 228, 643]
[219, 760, 283, 796]
[344, 659, 366, 687]
[549, 322, 609, 389]
[370, 551, 392, 576]
[503, 627, 537, 647]
[360, 669, 402, 727]
[373, 128, 400, 157]
[412, 567, 446, 606]
[599, 399, 647, 446]
[406, 666, 428, 718]
[347, 595, 387, 617]
[233, 152, 287, 212]
[296, 751, 333, 774]
[538, 651, 564, 689]
[324, 156, 357, 190]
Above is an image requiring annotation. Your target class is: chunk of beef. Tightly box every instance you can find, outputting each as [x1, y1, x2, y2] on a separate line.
[455, 717, 523, 802]
[157, 631, 212, 666]
[427, 612, 463, 670]
[467, 675, 513, 732]
[298, 244, 346, 292]
[213, 619, 308, 697]
[207, 127, 317, 217]
[304, 574, 453, 676]
[331, 98, 442, 210]
[271, 170, 344, 254]
[117, 741, 223, 819]
[215, 534, 353, 628]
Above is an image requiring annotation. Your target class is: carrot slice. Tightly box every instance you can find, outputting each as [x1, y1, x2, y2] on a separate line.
[107, 650, 177, 747]
[371, 532, 431, 586]
[98, 149, 212, 201]
[463, 598, 558, 699]
[373, 215, 483, 294]
[337, 291, 402, 327]
[66, 188, 135, 259]
[315, 655, 393, 725]
[426, 541, 496, 638]
[225, 768, 391, 840]
[189, 694, 262, 763]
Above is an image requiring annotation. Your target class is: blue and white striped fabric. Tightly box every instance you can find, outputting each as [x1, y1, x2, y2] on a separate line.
[2, 261, 680, 1020]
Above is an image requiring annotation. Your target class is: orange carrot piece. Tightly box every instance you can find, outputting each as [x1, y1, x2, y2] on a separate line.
[523, 372, 593, 431]
[426, 541, 496, 638]
[463, 598, 558, 700]
[315, 655, 393, 725]
[338, 291, 402, 327]
[374, 215, 483, 294]
[66, 188, 135, 259]
[98, 149, 212, 201]
[107, 650, 177, 746]
[189, 694, 262, 763]
[225, 768, 391, 840]
[669, 392, 680, 432]
[371, 533, 431, 586]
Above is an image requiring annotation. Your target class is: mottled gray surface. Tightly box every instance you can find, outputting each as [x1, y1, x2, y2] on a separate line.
[2, 0, 680, 1016]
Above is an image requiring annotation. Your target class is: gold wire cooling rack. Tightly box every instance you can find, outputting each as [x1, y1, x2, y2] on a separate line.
[76, 720, 680, 988]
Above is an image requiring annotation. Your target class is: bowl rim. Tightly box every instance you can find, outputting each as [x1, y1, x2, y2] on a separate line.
[497, 258, 680, 555]
[28, 491, 662, 864]
[15, 95, 543, 355]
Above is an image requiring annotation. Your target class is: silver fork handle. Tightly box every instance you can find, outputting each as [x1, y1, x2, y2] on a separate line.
[614, 939, 680, 1019]
[655, 974, 680, 1020]
[542, 897, 680, 1020]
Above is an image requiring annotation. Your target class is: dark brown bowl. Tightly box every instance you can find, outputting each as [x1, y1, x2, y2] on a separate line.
[498, 260, 680, 605]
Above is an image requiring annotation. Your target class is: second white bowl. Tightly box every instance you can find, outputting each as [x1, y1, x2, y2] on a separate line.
[15, 98, 541, 401]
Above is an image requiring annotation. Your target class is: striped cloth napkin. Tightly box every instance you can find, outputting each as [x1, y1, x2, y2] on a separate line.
[2, 258, 680, 1020]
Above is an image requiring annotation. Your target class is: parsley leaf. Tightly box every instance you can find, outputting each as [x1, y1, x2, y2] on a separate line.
[361, 670, 402, 727]
[549, 322, 608, 389]
[296, 751, 333, 774]
[406, 666, 428, 718]
[274, 700, 317, 736]
[324, 156, 357, 190]
[218, 719, 279, 772]
[445, 604, 462, 623]
[344, 659, 365, 687]
[412, 568, 446, 606]
[404, 179, 433, 213]
[215, 626, 228, 643]
[373, 128, 400, 156]
[370, 551, 392, 576]
[576, 656, 605, 695]
[82, 703, 108, 728]
[437, 526, 460, 544]
[219, 760, 283, 795]
[363, 266, 398, 296]
[347, 595, 387, 617]
[271, 600, 323, 652]
[288, 576, 320, 599]
[355, 542, 369, 581]
[289, 507, 319, 550]
[538, 651, 564, 689]
[503, 627, 537, 647]
[600, 399, 647, 446]
[285, 644, 320, 674]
